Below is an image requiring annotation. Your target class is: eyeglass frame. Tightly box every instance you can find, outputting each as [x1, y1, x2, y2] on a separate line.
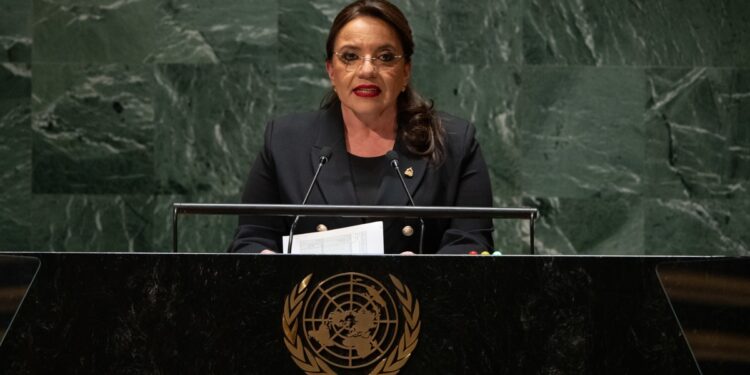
[333, 51, 405, 71]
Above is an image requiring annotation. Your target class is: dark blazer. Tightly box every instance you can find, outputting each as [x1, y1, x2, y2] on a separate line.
[229, 105, 494, 254]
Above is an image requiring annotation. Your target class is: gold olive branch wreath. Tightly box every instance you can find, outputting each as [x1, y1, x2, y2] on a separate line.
[282, 274, 420, 375]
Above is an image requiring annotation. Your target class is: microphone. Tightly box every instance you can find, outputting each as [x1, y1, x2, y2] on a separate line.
[287, 146, 332, 253]
[386, 150, 424, 254]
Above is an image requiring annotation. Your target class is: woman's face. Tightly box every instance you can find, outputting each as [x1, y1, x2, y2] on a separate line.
[326, 16, 411, 122]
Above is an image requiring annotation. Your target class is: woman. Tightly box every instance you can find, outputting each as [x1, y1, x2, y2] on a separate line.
[229, 0, 493, 254]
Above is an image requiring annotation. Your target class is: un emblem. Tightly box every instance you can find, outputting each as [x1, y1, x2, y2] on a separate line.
[282, 272, 420, 374]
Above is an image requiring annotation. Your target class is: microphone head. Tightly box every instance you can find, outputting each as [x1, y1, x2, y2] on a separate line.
[320, 146, 332, 164]
[386, 150, 399, 166]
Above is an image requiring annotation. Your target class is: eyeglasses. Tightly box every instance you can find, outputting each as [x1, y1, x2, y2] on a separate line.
[334, 51, 404, 72]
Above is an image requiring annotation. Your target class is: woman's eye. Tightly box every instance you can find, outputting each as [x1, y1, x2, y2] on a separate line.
[378, 53, 396, 62]
[342, 52, 359, 62]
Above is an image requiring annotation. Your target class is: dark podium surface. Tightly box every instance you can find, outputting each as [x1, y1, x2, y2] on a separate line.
[1, 253, 740, 374]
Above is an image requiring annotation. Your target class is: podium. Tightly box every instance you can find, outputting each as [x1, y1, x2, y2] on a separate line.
[3, 253, 734, 374]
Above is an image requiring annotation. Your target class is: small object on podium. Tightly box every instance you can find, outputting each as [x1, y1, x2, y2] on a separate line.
[492, 251, 502, 256]
[468, 251, 478, 255]
[481, 251, 491, 256]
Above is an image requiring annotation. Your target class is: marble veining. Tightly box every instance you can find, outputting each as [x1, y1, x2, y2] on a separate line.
[33, 0, 158, 63]
[153, 62, 275, 196]
[275, 62, 330, 115]
[524, 0, 750, 66]
[646, 68, 750, 200]
[31, 63, 154, 193]
[398, 0, 522, 65]
[29, 195, 153, 252]
[0, 64, 31, 251]
[519, 66, 645, 198]
[529, 196, 644, 255]
[0, 0, 32, 62]
[645, 198, 749, 255]
[278, 0, 345, 64]
[0, 0, 749, 253]
[151, 194, 237, 252]
[151, 0, 278, 63]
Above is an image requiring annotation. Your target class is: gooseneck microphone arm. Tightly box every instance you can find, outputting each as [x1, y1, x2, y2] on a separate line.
[386, 151, 425, 254]
[287, 146, 332, 253]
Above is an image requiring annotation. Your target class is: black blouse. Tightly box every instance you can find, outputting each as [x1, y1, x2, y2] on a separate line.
[348, 153, 388, 206]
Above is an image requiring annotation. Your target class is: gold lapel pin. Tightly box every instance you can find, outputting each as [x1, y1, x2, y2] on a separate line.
[404, 167, 414, 178]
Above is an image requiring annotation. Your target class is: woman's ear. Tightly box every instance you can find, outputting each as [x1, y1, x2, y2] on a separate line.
[403, 61, 411, 86]
[326, 60, 335, 82]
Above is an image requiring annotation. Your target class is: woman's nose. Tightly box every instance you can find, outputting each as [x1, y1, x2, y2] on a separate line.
[357, 58, 378, 77]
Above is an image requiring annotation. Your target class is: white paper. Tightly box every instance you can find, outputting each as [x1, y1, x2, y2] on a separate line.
[283, 221, 384, 255]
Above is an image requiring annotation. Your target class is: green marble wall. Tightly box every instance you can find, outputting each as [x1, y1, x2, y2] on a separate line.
[1, 0, 748, 254]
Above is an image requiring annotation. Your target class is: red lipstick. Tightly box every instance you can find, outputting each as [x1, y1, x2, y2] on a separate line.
[353, 84, 381, 97]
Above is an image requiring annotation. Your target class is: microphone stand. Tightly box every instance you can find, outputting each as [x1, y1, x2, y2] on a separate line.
[287, 147, 331, 253]
[387, 151, 425, 254]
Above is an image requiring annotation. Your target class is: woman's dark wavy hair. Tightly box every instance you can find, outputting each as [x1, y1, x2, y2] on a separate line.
[321, 0, 446, 164]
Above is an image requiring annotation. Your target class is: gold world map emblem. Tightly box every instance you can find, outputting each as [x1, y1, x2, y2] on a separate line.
[282, 272, 420, 374]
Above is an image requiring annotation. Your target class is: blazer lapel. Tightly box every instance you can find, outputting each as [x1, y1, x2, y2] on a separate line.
[310, 106, 358, 206]
[376, 139, 428, 206]
[308, 106, 428, 231]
